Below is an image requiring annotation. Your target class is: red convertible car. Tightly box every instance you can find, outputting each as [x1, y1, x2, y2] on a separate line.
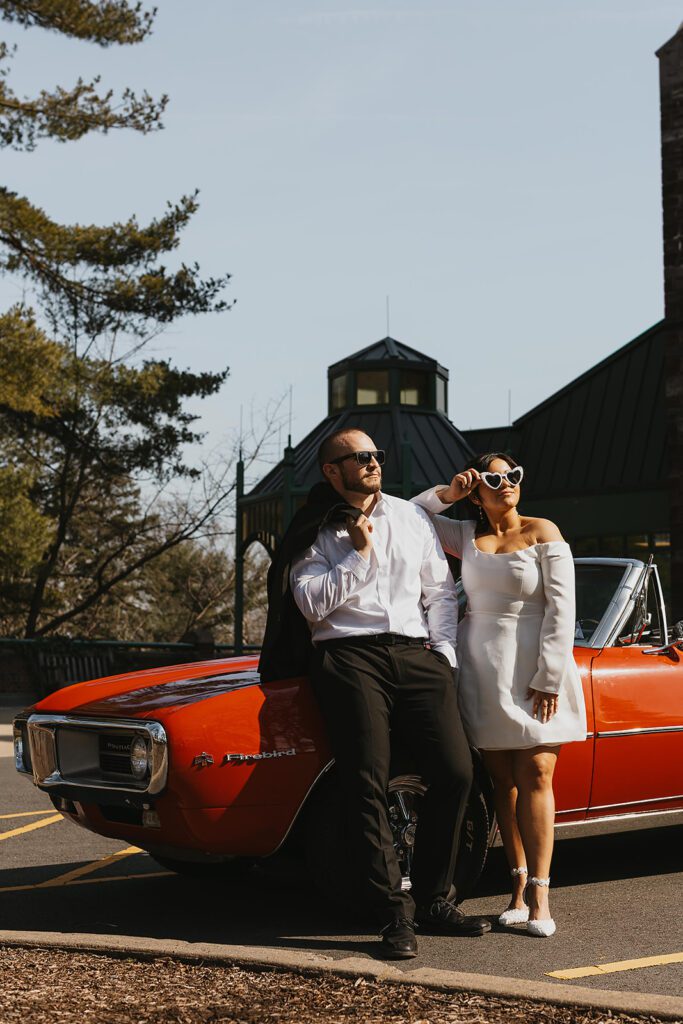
[13, 555, 683, 899]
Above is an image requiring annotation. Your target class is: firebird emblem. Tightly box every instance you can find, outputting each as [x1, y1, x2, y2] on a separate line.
[192, 752, 215, 768]
[222, 749, 297, 765]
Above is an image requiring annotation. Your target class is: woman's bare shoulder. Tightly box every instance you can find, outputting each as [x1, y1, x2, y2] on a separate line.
[520, 517, 564, 544]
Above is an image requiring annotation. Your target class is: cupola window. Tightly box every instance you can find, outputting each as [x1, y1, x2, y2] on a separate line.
[436, 375, 447, 413]
[400, 370, 427, 407]
[356, 370, 390, 406]
[331, 373, 347, 412]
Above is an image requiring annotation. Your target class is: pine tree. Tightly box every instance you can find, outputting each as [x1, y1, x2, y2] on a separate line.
[0, 1, 238, 638]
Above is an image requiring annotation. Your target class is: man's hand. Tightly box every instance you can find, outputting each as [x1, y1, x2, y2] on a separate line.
[347, 513, 373, 560]
[527, 688, 559, 723]
[437, 468, 482, 504]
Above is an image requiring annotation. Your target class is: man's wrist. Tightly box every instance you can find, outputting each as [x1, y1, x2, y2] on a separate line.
[354, 544, 372, 561]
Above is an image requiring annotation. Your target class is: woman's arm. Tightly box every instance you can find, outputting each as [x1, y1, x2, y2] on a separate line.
[410, 487, 468, 558]
[527, 544, 576, 697]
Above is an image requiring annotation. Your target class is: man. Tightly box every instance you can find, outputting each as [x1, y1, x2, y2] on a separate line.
[290, 428, 491, 958]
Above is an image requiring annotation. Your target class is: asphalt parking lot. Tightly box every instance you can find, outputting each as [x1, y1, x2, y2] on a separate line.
[1, 710, 681, 1007]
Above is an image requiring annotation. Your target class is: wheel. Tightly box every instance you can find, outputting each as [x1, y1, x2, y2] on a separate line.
[304, 764, 491, 904]
[150, 854, 256, 879]
[388, 771, 490, 901]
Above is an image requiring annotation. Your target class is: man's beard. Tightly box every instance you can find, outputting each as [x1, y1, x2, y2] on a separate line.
[340, 465, 382, 495]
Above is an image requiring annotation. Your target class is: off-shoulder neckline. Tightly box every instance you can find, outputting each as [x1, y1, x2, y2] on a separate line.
[471, 535, 569, 556]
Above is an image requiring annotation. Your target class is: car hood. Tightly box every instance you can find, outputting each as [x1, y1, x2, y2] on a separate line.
[32, 657, 261, 722]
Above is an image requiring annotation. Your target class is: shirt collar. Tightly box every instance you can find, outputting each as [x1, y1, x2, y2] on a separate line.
[370, 492, 386, 517]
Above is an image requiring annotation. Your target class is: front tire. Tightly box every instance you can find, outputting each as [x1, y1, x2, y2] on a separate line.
[304, 764, 491, 904]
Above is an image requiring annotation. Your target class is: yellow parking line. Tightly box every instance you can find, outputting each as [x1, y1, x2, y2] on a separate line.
[36, 845, 142, 888]
[0, 814, 62, 841]
[0, 811, 58, 820]
[0, 870, 172, 894]
[60, 871, 173, 886]
[548, 951, 683, 979]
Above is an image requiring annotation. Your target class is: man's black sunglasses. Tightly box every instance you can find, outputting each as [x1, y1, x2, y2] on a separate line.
[330, 449, 385, 467]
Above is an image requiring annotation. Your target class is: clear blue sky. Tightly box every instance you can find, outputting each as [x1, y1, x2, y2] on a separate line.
[1, 2, 679, 485]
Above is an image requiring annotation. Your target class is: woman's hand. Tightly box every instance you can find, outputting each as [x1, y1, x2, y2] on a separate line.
[437, 468, 482, 504]
[527, 688, 559, 723]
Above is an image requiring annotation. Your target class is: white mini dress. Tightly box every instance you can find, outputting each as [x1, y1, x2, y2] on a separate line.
[413, 490, 587, 750]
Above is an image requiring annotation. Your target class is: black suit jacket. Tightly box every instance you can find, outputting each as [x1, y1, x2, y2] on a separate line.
[258, 482, 362, 683]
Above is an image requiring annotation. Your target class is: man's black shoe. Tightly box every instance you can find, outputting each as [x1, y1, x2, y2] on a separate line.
[416, 897, 491, 936]
[379, 917, 418, 959]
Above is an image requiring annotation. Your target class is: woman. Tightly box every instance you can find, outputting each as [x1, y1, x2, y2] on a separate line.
[413, 453, 586, 937]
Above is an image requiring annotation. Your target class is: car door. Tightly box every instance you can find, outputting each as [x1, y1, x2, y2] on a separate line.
[552, 646, 594, 822]
[589, 642, 683, 816]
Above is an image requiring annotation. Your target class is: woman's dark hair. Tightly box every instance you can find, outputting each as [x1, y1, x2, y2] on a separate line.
[461, 451, 520, 534]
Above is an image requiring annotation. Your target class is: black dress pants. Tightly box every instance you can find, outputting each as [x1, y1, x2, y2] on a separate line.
[310, 639, 473, 923]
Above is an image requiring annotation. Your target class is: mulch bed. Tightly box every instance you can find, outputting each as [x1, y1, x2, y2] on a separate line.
[0, 946, 670, 1024]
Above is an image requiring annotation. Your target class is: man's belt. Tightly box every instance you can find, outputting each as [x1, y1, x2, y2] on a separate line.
[317, 633, 427, 650]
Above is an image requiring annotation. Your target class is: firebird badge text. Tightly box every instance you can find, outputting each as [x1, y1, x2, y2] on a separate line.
[222, 749, 297, 764]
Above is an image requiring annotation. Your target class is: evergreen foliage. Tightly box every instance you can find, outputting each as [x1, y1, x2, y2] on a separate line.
[0, 0, 254, 640]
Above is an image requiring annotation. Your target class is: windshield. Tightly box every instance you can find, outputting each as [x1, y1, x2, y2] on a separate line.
[574, 563, 630, 643]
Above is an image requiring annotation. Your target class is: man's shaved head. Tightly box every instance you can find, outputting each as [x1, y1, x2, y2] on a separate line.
[317, 427, 382, 501]
[317, 428, 372, 472]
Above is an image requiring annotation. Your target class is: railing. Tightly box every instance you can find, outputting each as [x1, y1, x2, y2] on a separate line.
[0, 638, 261, 698]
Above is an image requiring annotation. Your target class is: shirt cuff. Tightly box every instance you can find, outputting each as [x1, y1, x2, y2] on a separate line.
[341, 548, 372, 581]
[431, 642, 457, 668]
[416, 486, 454, 513]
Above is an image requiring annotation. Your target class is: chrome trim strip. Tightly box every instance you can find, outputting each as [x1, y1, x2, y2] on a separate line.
[555, 807, 588, 815]
[596, 725, 683, 738]
[589, 793, 683, 812]
[568, 807, 683, 827]
[12, 713, 32, 776]
[26, 714, 168, 796]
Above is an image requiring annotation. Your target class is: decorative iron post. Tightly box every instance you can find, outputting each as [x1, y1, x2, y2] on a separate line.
[401, 441, 412, 500]
[233, 454, 245, 655]
[282, 436, 296, 530]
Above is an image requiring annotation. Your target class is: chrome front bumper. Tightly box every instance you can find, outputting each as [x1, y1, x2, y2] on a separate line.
[14, 713, 168, 797]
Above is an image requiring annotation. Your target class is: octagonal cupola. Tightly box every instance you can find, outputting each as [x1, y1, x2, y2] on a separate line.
[327, 336, 449, 415]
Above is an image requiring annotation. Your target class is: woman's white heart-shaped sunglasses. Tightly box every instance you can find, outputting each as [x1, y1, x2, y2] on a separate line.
[479, 466, 524, 490]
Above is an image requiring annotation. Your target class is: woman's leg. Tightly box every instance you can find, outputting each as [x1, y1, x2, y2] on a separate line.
[511, 746, 560, 920]
[482, 749, 527, 910]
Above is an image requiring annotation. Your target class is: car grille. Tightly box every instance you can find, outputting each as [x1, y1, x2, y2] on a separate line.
[21, 714, 167, 796]
[98, 734, 135, 777]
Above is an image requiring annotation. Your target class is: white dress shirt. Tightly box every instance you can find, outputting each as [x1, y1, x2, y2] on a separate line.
[289, 492, 458, 666]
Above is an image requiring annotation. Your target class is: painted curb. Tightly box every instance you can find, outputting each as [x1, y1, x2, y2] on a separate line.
[0, 931, 681, 1021]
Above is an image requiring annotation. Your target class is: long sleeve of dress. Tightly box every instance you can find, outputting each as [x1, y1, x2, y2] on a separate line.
[410, 487, 472, 559]
[527, 543, 577, 696]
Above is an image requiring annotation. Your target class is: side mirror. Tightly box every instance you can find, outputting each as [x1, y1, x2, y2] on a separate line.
[672, 620, 683, 641]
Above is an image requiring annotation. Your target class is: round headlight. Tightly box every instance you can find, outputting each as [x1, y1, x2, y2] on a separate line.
[130, 735, 150, 780]
[14, 733, 24, 772]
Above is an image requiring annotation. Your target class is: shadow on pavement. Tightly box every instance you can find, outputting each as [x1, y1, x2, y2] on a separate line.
[476, 823, 683, 897]
[0, 823, 680, 954]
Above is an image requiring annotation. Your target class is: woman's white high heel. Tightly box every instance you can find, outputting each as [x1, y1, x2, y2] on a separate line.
[498, 866, 530, 926]
[525, 876, 556, 937]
